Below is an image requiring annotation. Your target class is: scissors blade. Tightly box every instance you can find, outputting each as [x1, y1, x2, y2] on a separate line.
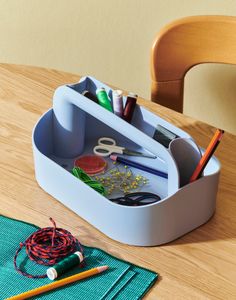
[123, 149, 156, 159]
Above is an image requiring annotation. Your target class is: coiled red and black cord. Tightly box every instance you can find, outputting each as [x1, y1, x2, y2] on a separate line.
[14, 218, 83, 278]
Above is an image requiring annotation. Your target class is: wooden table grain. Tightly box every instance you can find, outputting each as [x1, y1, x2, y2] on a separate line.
[0, 64, 235, 299]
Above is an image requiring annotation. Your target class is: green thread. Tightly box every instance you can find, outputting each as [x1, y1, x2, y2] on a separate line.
[96, 88, 113, 112]
[72, 167, 106, 196]
[47, 252, 82, 280]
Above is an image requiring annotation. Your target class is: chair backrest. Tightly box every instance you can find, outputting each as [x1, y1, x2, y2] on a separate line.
[151, 15, 236, 112]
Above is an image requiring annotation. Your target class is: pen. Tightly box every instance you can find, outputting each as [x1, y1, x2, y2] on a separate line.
[6, 266, 109, 300]
[110, 155, 168, 179]
[189, 129, 224, 183]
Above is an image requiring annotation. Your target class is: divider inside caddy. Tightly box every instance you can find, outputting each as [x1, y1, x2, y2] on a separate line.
[52, 76, 190, 196]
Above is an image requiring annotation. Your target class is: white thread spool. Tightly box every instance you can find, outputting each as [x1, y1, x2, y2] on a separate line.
[112, 90, 124, 117]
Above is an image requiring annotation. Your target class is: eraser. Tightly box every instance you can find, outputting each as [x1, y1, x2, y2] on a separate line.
[110, 155, 117, 161]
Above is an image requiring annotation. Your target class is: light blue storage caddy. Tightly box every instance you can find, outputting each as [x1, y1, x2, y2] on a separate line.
[32, 76, 220, 246]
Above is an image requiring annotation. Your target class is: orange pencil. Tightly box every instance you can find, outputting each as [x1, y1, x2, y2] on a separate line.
[189, 129, 224, 183]
[6, 266, 109, 300]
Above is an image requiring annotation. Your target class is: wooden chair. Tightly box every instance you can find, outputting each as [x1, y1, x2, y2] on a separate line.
[151, 15, 236, 113]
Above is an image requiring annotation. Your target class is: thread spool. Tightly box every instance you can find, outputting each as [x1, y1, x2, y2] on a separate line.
[96, 88, 113, 112]
[82, 90, 99, 103]
[123, 92, 137, 123]
[112, 90, 124, 117]
[47, 251, 84, 280]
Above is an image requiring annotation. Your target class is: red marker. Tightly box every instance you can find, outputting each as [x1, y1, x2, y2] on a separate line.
[189, 129, 224, 183]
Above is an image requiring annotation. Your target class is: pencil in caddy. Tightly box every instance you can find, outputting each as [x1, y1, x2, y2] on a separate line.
[32, 76, 221, 246]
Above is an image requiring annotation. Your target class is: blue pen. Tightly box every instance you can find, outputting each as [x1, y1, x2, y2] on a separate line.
[110, 155, 168, 179]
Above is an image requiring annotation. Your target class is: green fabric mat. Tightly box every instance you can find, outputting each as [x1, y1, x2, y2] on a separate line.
[0, 216, 158, 300]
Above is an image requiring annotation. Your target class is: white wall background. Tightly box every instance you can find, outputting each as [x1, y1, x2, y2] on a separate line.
[0, 0, 235, 133]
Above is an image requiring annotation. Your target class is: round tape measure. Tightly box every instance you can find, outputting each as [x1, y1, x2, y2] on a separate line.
[74, 155, 107, 175]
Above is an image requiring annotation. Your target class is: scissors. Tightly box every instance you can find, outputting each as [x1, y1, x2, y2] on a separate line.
[93, 137, 156, 158]
[109, 192, 161, 206]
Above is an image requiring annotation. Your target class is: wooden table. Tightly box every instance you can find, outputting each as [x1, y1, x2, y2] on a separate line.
[0, 64, 235, 299]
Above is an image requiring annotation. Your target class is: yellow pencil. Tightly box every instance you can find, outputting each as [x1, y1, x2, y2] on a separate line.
[6, 266, 109, 300]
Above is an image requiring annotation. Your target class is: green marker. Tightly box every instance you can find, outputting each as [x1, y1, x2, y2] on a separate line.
[96, 88, 113, 112]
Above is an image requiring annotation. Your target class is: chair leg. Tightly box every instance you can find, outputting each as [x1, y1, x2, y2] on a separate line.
[151, 80, 184, 113]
